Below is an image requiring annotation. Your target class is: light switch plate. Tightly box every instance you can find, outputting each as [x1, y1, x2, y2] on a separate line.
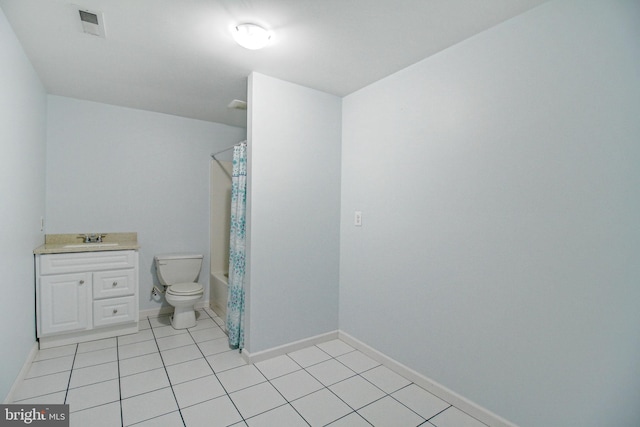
[354, 211, 362, 226]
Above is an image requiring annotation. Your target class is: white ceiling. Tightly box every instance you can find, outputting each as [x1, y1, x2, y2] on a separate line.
[0, 0, 548, 128]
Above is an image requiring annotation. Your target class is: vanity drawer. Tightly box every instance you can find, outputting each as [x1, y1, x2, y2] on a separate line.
[40, 251, 137, 274]
[93, 269, 135, 299]
[93, 296, 136, 327]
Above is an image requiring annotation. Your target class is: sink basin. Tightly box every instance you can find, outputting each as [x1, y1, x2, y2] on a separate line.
[63, 243, 119, 248]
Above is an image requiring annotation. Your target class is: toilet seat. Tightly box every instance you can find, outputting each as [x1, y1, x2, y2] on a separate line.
[167, 282, 203, 296]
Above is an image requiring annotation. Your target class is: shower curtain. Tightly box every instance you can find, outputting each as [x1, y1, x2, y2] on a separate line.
[226, 143, 247, 349]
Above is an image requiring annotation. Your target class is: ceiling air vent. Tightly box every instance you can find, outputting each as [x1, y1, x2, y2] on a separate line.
[77, 7, 105, 38]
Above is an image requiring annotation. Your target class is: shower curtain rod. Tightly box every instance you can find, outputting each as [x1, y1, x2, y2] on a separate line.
[211, 140, 247, 158]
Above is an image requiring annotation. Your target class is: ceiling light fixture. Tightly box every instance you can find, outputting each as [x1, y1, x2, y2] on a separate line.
[232, 23, 271, 50]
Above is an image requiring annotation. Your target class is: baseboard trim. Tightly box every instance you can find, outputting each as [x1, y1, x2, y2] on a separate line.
[242, 330, 339, 364]
[338, 331, 517, 427]
[138, 301, 210, 320]
[4, 342, 39, 404]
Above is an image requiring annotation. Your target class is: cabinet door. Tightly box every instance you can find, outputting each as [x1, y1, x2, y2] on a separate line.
[40, 273, 91, 336]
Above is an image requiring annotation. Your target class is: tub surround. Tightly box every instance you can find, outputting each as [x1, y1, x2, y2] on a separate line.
[210, 159, 232, 317]
[34, 232, 139, 254]
[210, 271, 228, 318]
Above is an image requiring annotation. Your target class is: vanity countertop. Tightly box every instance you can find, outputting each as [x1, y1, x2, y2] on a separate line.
[34, 232, 139, 254]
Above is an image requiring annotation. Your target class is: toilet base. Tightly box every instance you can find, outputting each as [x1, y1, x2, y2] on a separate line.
[170, 305, 196, 329]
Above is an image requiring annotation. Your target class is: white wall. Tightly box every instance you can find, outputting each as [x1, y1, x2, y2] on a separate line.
[340, 1, 640, 426]
[0, 8, 46, 400]
[246, 72, 342, 352]
[46, 96, 246, 311]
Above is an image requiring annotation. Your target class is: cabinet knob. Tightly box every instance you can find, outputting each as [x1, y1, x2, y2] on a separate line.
[112, 309, 118, 314]
[79, 280, 85, 285]
[112, 281, 118, 287]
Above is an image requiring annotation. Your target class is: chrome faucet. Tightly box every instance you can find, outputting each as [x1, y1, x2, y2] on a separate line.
[79, 233, 106, 243]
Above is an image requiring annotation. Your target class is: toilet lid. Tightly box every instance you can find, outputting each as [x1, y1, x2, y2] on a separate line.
[168, 282, 203, 295]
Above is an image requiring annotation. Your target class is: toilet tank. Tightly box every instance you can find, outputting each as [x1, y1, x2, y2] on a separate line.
[154, 253, 203, 286]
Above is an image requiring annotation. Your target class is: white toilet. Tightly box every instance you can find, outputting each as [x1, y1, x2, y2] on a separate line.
[154, 253, 204, 329]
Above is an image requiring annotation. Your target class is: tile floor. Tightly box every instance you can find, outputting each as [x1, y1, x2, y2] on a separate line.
[12, 309, 487, 427]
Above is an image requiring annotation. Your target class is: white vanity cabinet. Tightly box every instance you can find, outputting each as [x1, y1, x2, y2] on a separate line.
[36, 250, 139, 349]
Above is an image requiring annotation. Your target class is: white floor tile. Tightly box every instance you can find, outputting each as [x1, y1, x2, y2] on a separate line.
[270, 369, 324, 401]
[77, 338, 117, 353]
[246, 403, 308, 427]
[34, 344, 77, 361]
[329, 375, 385, 410]
[69, 401, 121, 427]
[254, 355, 301, 380]
[130, 411, 183, 427]
[73, 347, 117, 369]
[69, 361, 118, 389]
[217, 364, 266, 393]
[118, 340, 158, 360]
[229, 382, 287, 419]
[14, 326, 494, 427]
[197, 337, 233, 356]
[152, 324, 188, 339]
[139, 319, 152, 330]
[148, 315, 172, 328]
[190, 326, 227, 343]
[26, 356, 74, 378]
[206, 349, 247, 373]
[358, 395, 425, 427]
[13, 391, 66, 405]
[120, 367, 170, 398]
[166, 358, 213, 385]
[172, 374, 226, 409]
[121, 387, 178, 426]
[117, 328, 154, 346]
[188, 317, 217, 331]
[290, 388, 352, 426]
[65, 379, 120, 412]
[13, 372, 71, 401]
[327, 412, 372, 427]
[305, 359, 356, 386]
[316, 340, 355, 357]
[181, 395, 242, 427]
[203, 307, 218, 318]
[119, 352, 164, 377]
[429, 406, 488, 427]
[161, 343, 203, 366]
[336, 350, 380, 373]
[156, 333, 194, 351]
[288, 346, 332, 368]
[392, 384, 450, 420]
[361, 365, 411, 394]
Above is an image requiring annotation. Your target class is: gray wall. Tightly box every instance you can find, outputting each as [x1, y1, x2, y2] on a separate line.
[246, 72, 342, 352]
[45, 96, 246, 311]
[339, 1, 640, 426]
[0, 8, 46, 400]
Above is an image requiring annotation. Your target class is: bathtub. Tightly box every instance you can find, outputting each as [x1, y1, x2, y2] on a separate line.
[210, 271, 228, 318]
